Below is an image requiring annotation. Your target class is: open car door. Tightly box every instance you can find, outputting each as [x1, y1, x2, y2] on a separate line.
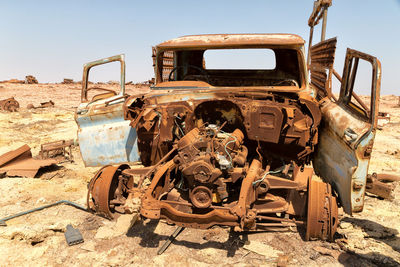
[75, 54, 140, 167]
[313, 48, 381, 215]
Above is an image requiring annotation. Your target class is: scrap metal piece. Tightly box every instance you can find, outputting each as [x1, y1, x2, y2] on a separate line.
[39, 139, 75, 162]
[0, 97, 20, 112]
[306, 176, 338, 241]
[366, 173, 394, 199]
[87, 164, 131, 219]
[26, 100, 55, 109]
[64, 224, 84, 246]
[39, 100, 54, 108]
[152, 47, 174, 82]
[62, 78, 74, 84]
[0, 200, 87, 226]
[0, 145, 57, 178]
[157, 226, 184, 255]
[309, 37, 337, 99]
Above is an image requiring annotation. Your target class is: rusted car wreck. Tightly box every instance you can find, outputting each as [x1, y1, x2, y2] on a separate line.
[75, 2, 381, 242]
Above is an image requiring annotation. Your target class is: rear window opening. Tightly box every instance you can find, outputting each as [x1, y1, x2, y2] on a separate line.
[204, 49, 276, 70]
[161, 48, 302, 87]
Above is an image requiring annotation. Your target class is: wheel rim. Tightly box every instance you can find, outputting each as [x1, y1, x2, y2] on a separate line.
[306, 176, 339, 241]
[87, 164, 130, 219]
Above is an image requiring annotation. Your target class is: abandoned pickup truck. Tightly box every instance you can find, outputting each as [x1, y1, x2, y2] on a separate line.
[75, 32, 381, 241]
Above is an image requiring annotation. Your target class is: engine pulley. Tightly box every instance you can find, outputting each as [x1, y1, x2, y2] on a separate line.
[190, 186, 213, 209]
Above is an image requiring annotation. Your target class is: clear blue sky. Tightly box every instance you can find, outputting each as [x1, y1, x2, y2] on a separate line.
[0, 0, 399, 94]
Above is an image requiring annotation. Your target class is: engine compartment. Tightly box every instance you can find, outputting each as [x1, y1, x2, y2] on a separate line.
[125, 91, 321, 167]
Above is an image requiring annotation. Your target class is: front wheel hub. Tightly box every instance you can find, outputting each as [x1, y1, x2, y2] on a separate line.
[87, 164, 131, 219]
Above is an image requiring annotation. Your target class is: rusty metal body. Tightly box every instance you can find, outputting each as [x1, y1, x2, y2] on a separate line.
[83, 34, 340, 241]
[81, 2, 382, 242]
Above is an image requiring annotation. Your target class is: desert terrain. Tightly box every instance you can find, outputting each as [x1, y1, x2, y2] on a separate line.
[0, 82, 399, 267]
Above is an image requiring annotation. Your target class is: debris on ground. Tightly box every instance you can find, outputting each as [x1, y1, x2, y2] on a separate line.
[0, 144, 57, 178]
[24, 75, 38, 84]
[366, 172, 400, 199]
[157, 226, 184, 255]
[0, 200, 87, 226]
[0, 97, 20, 112]
[39, 100, 54, 108]
[64, 224, 84, 246]
[26, 100, 55, 109]
[62, 78, 74, 84]
[38, 139, 75, 163]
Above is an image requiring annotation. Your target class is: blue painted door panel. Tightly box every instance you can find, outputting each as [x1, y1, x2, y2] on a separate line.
[75, 54, 140, 167]
[313, 49, 381, 215]
[76, 97, 140, 167]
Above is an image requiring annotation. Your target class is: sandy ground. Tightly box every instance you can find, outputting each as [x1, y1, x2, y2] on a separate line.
[0, 83, 399, 267]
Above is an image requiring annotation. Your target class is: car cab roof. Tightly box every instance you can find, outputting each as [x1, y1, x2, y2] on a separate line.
[156, 34, 305, 51]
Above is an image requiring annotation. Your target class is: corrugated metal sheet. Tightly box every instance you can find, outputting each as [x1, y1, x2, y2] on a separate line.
[152, 47, 174, 82]
[310, 37, 337, 98]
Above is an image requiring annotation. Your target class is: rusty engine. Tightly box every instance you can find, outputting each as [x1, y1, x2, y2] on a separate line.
[87, 91, 338, 241]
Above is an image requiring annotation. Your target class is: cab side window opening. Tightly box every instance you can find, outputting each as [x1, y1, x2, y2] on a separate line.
[341, 57, 373, 120]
